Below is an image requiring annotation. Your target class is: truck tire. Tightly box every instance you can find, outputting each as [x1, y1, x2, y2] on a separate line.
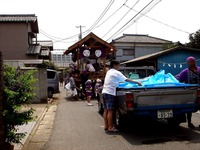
[167, 119, 181, 127]
[115, 109, 126, 130]
[167, 114, 185, 127]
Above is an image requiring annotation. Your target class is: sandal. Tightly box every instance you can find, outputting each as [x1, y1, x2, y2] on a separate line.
[108, 127, 119, 133]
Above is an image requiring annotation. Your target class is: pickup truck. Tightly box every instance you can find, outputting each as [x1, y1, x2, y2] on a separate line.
[98, 72, 200, 128]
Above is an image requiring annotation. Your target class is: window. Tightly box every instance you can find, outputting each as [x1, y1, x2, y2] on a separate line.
[47, 71, 56, 79]
[123, 49, 135, 56]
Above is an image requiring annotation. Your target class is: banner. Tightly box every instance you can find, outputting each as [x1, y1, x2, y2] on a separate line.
[80, 48, 105, 59]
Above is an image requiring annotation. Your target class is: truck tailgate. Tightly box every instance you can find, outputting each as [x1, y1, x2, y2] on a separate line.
[135, 88, 197, 107]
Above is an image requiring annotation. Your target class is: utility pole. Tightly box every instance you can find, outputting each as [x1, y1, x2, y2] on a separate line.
[76, 25, 85, 40]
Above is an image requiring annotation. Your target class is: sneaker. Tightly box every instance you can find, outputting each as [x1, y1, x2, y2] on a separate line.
[188, 123, 195, 129]
[196, 110, 200, 114]
[87, 103, 93, 106]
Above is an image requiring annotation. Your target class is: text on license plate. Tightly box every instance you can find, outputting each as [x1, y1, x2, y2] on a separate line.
[157, 109, 173, 119]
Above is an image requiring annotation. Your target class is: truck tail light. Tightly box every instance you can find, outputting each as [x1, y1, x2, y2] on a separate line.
[125, 93, 134, 108]
[126, 101, 134, 108]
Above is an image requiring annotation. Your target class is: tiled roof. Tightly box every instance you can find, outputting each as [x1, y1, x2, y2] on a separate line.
[112, 34, 171, 44]
[0, 14, 37, 22]
[121, 46, 200, 65]
[38, 41, 53, 50]
[27, 45, 41, 55]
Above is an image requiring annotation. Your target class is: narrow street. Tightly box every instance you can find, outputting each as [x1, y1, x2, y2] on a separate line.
[44, 89, 200, 150]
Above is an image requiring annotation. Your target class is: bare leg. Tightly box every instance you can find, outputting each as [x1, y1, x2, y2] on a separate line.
[87, 96, 91, 103]
[107, 109, 113, 129]
[103, 109, 108, 129]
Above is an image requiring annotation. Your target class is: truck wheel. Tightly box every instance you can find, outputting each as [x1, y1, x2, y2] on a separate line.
[167, 119, 181, 127]
[98, 101, 104, 115]
[115, 109, 125, 130]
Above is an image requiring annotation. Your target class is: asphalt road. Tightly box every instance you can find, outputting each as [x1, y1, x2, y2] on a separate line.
[44, 91, 200, 150]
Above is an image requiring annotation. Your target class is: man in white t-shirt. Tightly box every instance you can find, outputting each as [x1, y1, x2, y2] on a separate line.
[102, 60, 142, 132]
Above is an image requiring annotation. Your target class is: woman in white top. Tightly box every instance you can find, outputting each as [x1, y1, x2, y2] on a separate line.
[102, 60, 142, 132]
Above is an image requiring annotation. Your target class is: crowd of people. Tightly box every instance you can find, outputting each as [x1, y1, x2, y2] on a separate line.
[63, 68, 103, 106]
[62, 57, 200, 132]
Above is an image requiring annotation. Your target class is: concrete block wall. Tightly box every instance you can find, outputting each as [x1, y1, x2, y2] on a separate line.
[3, 60, 48, 103]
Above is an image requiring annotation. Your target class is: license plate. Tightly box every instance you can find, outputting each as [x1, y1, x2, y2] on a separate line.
[157, 109, 173, 119]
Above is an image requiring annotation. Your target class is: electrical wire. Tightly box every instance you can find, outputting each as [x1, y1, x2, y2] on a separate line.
[39, 30, 78, 44]
[84, 0, 115, 34]
[119, 0, 162, 35]
[102, 0, 140, 38]
[124, 3, 190, 34]
[39, 0, 116, 44]
[87, 0, 129, 32]
[106, 0, 158, 41]
[40, 29, 64, 40]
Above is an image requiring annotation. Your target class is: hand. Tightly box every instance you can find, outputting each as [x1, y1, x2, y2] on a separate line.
[137, 82, 142, 86]
[125, 79, 142, 86]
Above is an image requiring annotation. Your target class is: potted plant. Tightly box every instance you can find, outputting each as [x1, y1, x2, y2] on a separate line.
[2, 65, 36, 149]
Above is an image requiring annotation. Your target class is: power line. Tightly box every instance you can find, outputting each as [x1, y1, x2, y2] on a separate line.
[39, 30, 78, 45]
[124, 3, 190, 34]
[120, 0, 162, 35]
[39, 0, 116, 44]
[106, 0, 158, 41]
[84, 0, 115, 34]
[90, 0, 129, 31]
[39, 29, 64, 40]
[102, 0, 140, 38]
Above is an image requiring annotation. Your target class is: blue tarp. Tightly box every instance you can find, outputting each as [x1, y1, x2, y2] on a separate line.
[118, 70, 198, 89]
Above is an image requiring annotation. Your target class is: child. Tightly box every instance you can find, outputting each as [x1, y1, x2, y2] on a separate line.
[95, 78, 102, 97]
[85, 79, 93, 106]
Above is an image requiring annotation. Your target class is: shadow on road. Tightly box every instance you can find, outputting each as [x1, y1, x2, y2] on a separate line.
[118, 119, 200, 145]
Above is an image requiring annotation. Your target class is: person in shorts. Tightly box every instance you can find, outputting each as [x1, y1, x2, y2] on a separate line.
[102, 60, 142, 132]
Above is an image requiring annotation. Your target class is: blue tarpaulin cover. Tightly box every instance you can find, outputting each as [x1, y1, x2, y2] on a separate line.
[118, 70, 197, 88]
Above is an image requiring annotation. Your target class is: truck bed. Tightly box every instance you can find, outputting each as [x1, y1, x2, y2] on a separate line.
[134, 88, 197, 107]
[116, 85, 198, 118]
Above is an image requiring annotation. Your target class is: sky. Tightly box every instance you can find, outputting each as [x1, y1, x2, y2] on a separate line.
[1, 0, 200, 49]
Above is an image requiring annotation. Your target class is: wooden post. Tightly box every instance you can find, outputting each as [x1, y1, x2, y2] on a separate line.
[103, 57, 106, 75]
[77, 49, 80, 70]
[0, 52, 6, 149]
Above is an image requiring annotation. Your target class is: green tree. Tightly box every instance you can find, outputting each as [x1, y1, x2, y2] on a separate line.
[187, 29, 200, 48]
[3, 65, 36, 145]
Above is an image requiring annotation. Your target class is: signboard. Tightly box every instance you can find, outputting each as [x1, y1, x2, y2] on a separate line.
[80, 48, 105, 59]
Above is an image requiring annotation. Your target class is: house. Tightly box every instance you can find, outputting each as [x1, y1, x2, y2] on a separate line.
[0, 14, 49, 102]
[121, 46, 200, 75]
[111, 34, 171, 62]
[0, 14, 41, 60]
